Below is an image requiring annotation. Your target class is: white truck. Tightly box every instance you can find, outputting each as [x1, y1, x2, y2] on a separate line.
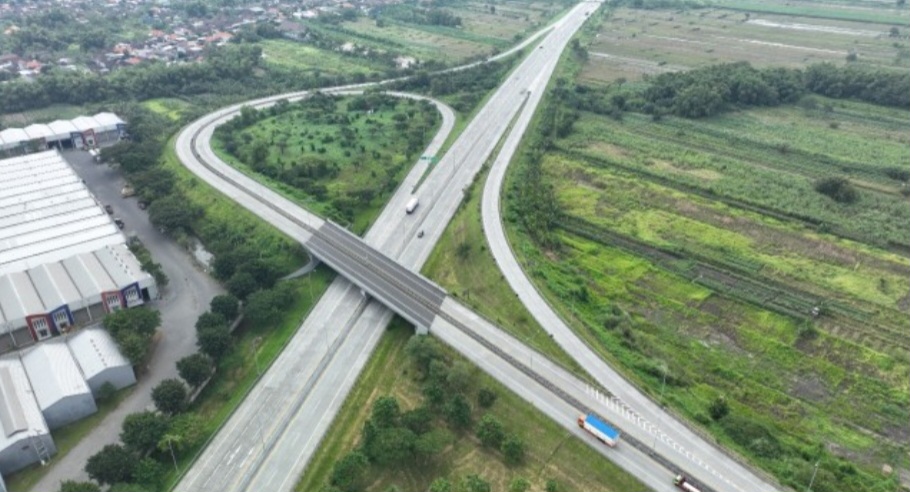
[405, 197, 419, 214]
[673, 475, 702, 492]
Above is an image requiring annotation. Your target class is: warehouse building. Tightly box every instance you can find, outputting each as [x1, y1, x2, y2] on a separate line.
[66, 326, 136, 397]
[0, 151, 157, 352]
[0, 354, 55, 474]
[20, 340, 97, 429]
[0, 113, 126, 156]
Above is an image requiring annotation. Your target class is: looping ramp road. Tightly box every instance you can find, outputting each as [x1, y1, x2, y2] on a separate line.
[173, 3, 782, 492]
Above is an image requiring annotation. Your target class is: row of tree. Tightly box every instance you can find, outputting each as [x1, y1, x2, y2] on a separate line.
[567, 62, 910, 120]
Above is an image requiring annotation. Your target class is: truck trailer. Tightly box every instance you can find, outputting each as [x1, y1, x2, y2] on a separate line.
[405, 197, 419, 214]
[673, 475, 701, 492]
[577, 413, 620, 447]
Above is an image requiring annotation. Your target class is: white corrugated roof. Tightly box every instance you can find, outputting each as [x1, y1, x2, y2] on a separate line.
[27, 263, 80, 311]
[70, 116, 99, 133]
[46, 120, 78, 140]
[19, 340, 91, 410]
[92, 113, 124, 131]
[0, 129, 28, 148]
[0, 151, 125, 276]
[23, 124, 53, 141]
[66, 326, 130, 380]
[0, 354, 48, 445]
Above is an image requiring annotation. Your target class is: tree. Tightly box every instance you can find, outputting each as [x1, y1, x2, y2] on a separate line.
[414, 428, 452, 464]
[177, 353, 214, 388]
[462, 474, 491, 492]
[329, 451, 368, 492]
[197, 325, 232, 360]
[477, 388, 497, 409]
[195, 311, 227, 332]
[158, 413, 206, 454]
[445, 361, 472, 393]
[121, 411, 170, 453]
[103, 308, 160, 338]
[148, 194, 202, 235]
[401, 406, 433, 435]
[501, 434, 526, 465]
[227, 271, 258, 299]
[428, 478, 452, 492]
[371, 395, 401, 429]
[210, 294, 240, 321]
[364, 427, 416, 466]
[85, 444, 137, 485]
[406, 335, 441, 373]
[476, 414, 505, 448]
[152, 378, 187, 415]
[115, 330, 150, 365]
[509, 477, 531, 492]
[708, 396, 730, 421]
[60, 481, 100, 492]
[243, 288, 283, 326]
[134, 457, 166, 488]
[444, 394, 472, 430]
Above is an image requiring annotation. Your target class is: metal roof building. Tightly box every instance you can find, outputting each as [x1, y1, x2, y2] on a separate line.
[66, 326, 135, 396]
[19, 340, 97, 429]
[0, 354, 55, 474]
[0, 151, 157, 351]
[0, 113, 126, 155]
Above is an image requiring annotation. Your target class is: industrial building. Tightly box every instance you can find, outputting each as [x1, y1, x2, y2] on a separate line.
[0, 354, 55, 474]
[20, 340, 98, 429]
[0, 112, 126, 156]
[0, 150, 158, 352]
[66, 326, 136, 396]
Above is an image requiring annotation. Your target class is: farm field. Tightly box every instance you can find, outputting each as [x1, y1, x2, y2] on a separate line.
[320, 0, 571, 64]
[495, 2, 910, 492]
[295, 321, 648, 492]
[212, 93, 440, 233]
[259, 39, 389, 77]
[581, 5, 909, 84]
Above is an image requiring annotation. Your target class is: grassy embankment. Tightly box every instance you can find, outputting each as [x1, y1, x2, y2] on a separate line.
[296, 321, 648, 492]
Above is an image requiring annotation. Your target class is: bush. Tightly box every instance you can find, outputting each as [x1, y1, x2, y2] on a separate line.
[476, 414, 505, 448]
[477, 388, 497, 409]
[708, 396, 730, 421]
[814, 177, 858, 203]
[509, 477, 531, 492]
[501, 434, 526, 465]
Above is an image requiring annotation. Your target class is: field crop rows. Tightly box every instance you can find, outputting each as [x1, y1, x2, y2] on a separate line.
[559, 110, 910, 249]
[580, 6, 909, 84]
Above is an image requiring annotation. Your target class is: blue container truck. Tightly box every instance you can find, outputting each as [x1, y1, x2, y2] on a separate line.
[577, 413, 620, 447]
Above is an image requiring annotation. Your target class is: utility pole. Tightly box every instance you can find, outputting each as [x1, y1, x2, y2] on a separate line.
[806, 461, 819, 492]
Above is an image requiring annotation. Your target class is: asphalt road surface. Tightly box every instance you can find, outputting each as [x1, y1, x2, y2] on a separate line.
[29, 150, 224, 491]
[174, 4, 780, 492]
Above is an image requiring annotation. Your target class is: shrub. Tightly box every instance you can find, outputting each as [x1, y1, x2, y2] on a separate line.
[814, 177, 858, 203]
[477, 388, 497, 408]
[708, 396, 730, 421]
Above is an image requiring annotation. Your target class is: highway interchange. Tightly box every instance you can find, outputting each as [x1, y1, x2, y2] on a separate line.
[173, 3, 782, 492]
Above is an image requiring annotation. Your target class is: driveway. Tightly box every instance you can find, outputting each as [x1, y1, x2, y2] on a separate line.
[29, 149, 224, 491]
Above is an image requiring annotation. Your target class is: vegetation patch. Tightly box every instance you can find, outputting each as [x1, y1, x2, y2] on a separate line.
[296, 323, 647, 492]
[213, 93, 440, 232]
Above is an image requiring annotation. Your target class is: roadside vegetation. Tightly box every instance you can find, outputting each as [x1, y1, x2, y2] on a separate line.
[493, 4, 909, 492]
[296, 322, 647, 492]
[213, 93, 440, 232]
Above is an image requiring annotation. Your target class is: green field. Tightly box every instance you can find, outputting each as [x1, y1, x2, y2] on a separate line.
[259, 39, 389, 77]
[581, 5, 910, 84]
[322, 0, 570, 64]
[212, 93, 440, 232]
[295, 322, 647, 492]
[493, 3, 910, 491]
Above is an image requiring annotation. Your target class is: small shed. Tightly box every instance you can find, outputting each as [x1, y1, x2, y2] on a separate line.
[0, 354, 55, 474]
[66, 326, 135, 396]
[19, 339, 97, 429]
